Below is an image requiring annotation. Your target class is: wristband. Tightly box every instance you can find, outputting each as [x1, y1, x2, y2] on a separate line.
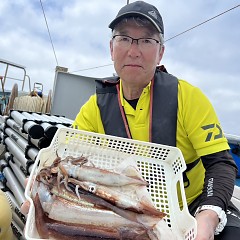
[194, 205, 227, 235]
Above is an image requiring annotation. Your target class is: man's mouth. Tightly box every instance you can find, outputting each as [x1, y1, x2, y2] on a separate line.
[123, 64, 143, 68]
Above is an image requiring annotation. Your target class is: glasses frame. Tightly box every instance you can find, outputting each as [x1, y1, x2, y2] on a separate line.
[112, 34, 161, 49]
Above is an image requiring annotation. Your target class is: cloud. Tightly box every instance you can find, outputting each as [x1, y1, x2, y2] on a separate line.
[0, 0, 239, 135]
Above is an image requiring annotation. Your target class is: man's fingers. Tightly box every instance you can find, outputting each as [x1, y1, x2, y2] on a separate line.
[21, 201, 30, 215]
[21, 177, 30, 215]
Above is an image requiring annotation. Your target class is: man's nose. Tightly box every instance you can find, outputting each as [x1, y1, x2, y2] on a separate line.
[128, 40, 141, 56]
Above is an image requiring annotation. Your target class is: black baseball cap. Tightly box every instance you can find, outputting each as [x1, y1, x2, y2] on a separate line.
[109, 1, 164, 35]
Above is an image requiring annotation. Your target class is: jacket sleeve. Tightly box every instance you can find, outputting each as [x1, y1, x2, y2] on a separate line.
[199, 150, 238, 211]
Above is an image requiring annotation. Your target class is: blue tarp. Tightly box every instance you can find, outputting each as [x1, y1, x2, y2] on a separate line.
[229, 143, 240, 178]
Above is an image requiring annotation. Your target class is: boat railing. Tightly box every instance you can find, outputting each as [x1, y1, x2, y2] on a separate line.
[0, 59, 33, 115]
[0, 58, 31, 93]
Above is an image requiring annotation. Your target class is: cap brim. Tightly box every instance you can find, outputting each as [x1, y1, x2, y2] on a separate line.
[109, 11, 161, 33]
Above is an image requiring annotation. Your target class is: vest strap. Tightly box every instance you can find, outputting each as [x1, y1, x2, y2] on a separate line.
[151, 69, 178, 146]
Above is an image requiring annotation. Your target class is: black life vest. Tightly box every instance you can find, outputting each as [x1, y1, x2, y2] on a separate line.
[96, 66, 178, 146]
[96, 66, 198, 187]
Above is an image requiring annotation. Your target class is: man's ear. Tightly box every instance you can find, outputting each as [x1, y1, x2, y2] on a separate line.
[110, 40, 114, 61]
[157, 45, 165, 64]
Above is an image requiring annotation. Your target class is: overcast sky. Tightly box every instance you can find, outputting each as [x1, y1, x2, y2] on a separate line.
[0, 0, 239, 136]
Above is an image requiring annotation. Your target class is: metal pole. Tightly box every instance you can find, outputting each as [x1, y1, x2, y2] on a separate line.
[23, 112, 58, 139]
[5, 127, 28, 151]
[0, 122, 5, 131]
[11, 219, 26, 240]
[10, 110, 28, 124]
[10, 110, 44, 139]
[3, 63, 9, 88]
[42, 113, 63, 123]
[31, 112, 52, 122]
[42, 122, 58, 139]
[5, 152, 28, 177]
[8, 160, 26, 189]
[6, 118, 28, 140]
[0, 159, 26, 206]
[57, 116, 73, 125]
[4, 128, 39, 161]
[55, 123, 69, 129]
[19, 112, 36, 121]
[4, 137, 32, 172]
[26, 147, 39, 161]
[12, 210, 25, 230]
[29, 136, 51, 149]
[42, 113, 66, 124]
[6, 117, 21, 131]
[3, 191, 25, 221]
[0, 131, 4, 142]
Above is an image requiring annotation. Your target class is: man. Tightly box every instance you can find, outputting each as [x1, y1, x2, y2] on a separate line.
[72, 1, 240, 239]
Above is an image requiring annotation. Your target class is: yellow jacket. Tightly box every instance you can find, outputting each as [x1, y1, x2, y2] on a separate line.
[73, 78, 230, 206]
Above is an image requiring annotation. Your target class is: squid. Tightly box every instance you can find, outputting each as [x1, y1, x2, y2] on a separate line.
[31, 155, 166, 239]
[59, 155, 148, 187]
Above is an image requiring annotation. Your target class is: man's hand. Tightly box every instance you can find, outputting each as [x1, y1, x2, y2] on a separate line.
[195, 209, 219, 240]
[20, 178, 30, 215]
[21, 200, 30, 215]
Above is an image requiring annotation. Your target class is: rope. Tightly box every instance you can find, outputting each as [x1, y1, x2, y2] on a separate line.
[3, 84, 18, 116]
[13, 95, 45, 113]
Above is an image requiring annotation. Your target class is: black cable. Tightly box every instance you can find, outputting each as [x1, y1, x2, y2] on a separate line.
[164, 4, 240, 42]
[40, 0, 59, 66]
[67, 4, 240, 73]
[70, 64, 113, 73]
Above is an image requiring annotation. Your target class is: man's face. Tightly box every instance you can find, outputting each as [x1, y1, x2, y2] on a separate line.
[110, 20, 164, 88]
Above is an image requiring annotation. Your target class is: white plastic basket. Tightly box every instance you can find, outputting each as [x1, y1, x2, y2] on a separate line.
[25, 128, 197, 240]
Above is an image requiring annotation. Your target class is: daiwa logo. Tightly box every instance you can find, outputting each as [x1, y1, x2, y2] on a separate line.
[207, 177, 214, 197]
[201, 123, 223, 142]
[148, 10, 158, 19]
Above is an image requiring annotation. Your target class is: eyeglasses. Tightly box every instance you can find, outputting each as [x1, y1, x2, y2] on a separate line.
[112, 35, 160, 50]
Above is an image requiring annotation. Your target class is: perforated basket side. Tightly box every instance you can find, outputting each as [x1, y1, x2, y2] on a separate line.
[25, 127, 197, 240]
[54, 128, 197, 239]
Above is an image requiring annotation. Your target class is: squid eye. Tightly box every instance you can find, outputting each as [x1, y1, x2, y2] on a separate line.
[89, 185, 96, 193]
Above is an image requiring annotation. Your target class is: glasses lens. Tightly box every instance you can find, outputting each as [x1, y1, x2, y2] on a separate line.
[139, 38, 156, 48]
[113, 35, 159, 50]
[114, 35, 131, 48]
